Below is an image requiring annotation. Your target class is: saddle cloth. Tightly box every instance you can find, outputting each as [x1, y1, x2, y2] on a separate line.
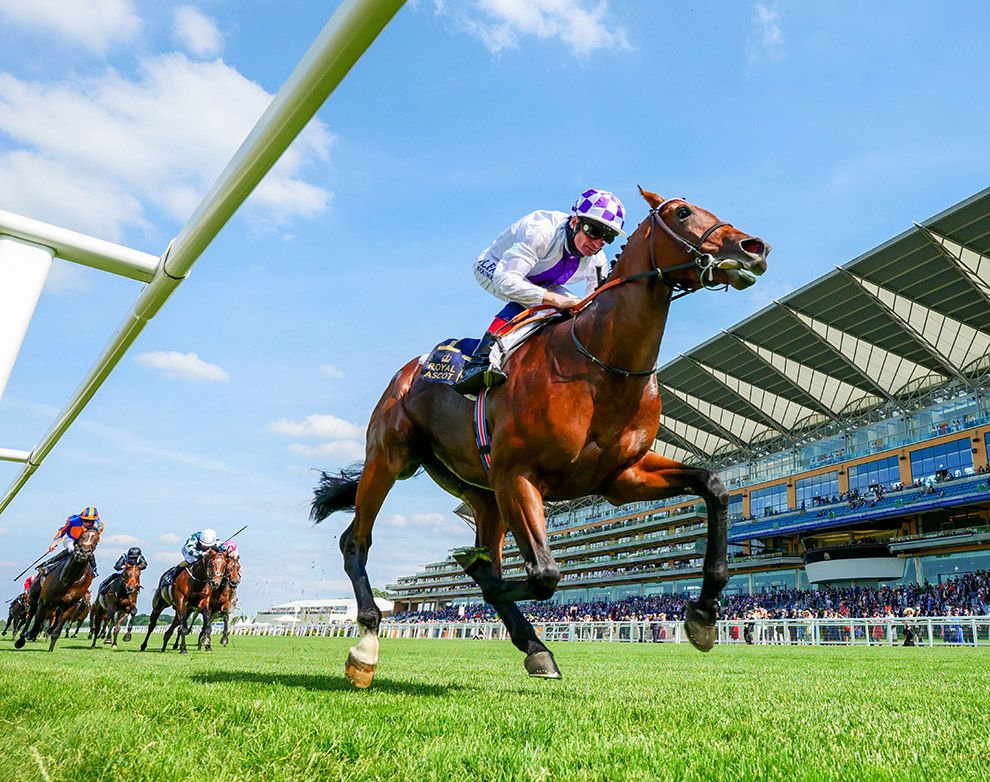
[418, 309, 563, 386]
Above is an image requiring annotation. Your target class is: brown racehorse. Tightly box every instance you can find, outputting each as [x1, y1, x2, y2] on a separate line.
[140, 548, 224, 654]
[63, 590, 92, 637]
[3, 594, 28, 638]
[91, 564, 143, 649]
[172, 551, 242, 650]
[312, 188, 770, 688]
[196, 552, 241, 649]
[15, 529, 100, 651]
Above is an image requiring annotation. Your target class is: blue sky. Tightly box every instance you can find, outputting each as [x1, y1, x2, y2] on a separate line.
[0, 1, 988, 615]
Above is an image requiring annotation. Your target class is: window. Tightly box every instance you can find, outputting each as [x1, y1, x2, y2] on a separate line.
[910, 437, 973, 483]
[729, 494, 743, 522]
[795, 471, 839, 508]
[848, 456, 900, 494]
[750, 483, 789, 517]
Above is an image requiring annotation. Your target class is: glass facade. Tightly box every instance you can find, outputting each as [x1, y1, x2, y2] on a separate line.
[729, 494, 743, 522]
[750, 483, 789, 517]
[848, 456, 900, 494]
[910, 437, 973, 483]
[795, 471, 839, 508]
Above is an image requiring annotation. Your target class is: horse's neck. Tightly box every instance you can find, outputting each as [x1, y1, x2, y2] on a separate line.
[59, 555, 88, 585]
[576, 223, 673, 378]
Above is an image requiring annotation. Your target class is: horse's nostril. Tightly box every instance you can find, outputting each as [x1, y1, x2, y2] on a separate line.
[741, 238, 764, 256]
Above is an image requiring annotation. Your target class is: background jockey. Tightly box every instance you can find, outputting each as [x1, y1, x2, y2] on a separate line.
[179, 529, 220, 569]
[454, 188, 625, 395]
[113, 546, 148, 572]
[37, 506, 102, 576]
[22, 575, 35, 596]
[223, 540, 240, 559]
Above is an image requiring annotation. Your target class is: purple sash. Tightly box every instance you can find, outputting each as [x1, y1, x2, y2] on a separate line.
[526, 252, 581, 287]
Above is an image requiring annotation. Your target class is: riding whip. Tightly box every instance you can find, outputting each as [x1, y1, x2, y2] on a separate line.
[14, 551, 48, 582]
[221, 524, 248, 542]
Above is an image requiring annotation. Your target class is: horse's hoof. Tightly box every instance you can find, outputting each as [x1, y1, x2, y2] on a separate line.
[685, 603, 716, 653]
[140, 644, 147, 652]
[179, 649, 188, 655]
[525, 651, 562, 679]
[123, 633, 132, 642]
[14, 637, 25, 649]
[345, 651, 376, 689]
[220, 637, 228, 647]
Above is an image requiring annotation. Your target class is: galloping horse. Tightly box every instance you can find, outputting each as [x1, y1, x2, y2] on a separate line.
[200, 551, 241, 648]
[63, 590, 92, 637]
[2, 595, 28, 638]
[15, 529, 99, 651]
[312, 189, 769, 688]
[171, 551, 242, 650]
[140, 548, 225, 654]
[91, 563, 143, 649]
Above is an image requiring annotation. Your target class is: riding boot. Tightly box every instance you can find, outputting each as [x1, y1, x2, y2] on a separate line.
[37, 550, 69, 576]
[89, 554, 99, 577]
[453, 332, 506, 395]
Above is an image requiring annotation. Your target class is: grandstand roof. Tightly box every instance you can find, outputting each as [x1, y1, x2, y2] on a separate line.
[654, 187, 990, 464]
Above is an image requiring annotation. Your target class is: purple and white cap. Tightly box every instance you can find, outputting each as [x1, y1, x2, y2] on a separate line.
[572, 188, 625, 235]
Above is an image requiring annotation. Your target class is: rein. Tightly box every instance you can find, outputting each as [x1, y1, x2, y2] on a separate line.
[568, 198, 730, 378]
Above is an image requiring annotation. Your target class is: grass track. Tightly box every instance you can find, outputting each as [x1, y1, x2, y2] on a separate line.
[1, 636, 989, 781]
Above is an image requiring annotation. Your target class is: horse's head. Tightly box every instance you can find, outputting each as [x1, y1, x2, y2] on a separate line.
[638, 187, 769, 292]
[122, 563, 142, 595]
[224, 553, 241, 588]
[73, 529, 99, 561]
[204, 549, 226, 589]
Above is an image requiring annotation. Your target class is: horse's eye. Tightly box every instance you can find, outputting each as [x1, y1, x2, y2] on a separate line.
[676, 206, 692, 220]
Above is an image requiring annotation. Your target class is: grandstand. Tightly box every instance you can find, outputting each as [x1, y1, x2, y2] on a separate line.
[388, 188, 990, 613]
[253, 597, 393, 625]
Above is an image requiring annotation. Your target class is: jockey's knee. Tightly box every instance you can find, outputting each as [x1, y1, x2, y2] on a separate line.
[528, 564, 560, 601]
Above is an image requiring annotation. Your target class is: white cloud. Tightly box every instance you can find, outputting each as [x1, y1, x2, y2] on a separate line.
[319, 364, 345, 379]
[0, 0, 141, 56]
[173, 5, 223, 58]
[747, 3, 784, 63]
[287, 441, 365, 461]
[152, 550, 179, 564]
[0, 53, 332, 241]
[135, 351, 229, 382]
[105, 534, 140, 545]
[267, 414, 363, 441]
[159, 532, 182, 544]
[436, 0, 630, 56]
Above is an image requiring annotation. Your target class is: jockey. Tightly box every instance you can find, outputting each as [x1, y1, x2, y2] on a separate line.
[453, 188, 625, 395]
[37, 506, 102, 576]
[179, 529, 220, 569]
[21, 575, 34, 597]
[114, 546, 148, 572]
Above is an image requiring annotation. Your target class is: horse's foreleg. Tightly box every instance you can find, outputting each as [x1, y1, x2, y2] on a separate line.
[48, 614, 70, 652]
[603, 452, 728, 652]
[111, 612, 125, 649]
[123, 610, 135, 643]
[90, 608, 102, 648]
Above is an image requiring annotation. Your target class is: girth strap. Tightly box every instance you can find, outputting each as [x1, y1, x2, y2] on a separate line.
[474, 388, 492, 473]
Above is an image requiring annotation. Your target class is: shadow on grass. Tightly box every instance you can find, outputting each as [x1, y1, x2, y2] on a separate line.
[192, 670, 468, 696]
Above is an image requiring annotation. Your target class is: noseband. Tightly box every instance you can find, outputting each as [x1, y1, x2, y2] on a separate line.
[569, 198, 731, 377]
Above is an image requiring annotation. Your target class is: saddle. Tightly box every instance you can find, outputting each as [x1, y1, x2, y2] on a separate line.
[418, 308, 564, 387]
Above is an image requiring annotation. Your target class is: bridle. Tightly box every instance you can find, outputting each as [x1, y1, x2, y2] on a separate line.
[569, 198, 732, 378]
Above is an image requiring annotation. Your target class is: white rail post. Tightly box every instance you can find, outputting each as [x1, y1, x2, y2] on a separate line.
[0, 238, 53, 403]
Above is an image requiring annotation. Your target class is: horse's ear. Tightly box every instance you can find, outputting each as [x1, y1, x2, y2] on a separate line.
[638, 185, 663, 209]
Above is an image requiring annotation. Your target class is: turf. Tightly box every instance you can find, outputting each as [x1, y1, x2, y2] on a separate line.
[1, 635, 988, 782]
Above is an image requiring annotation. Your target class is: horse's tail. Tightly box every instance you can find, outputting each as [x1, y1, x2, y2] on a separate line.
[311, 463, 364, 522]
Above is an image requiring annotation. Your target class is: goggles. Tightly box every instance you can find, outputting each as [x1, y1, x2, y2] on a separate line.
[579, 220, 618, 245]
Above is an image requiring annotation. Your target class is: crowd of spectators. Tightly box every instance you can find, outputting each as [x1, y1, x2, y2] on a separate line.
[390, 570, 990, 624]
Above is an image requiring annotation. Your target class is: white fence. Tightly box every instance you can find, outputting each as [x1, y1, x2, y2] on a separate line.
[227, 616, 990, 647]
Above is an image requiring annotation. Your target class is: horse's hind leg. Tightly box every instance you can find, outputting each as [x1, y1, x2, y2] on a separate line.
[340, 449, 418, 689]
[140, 594, 167, 651]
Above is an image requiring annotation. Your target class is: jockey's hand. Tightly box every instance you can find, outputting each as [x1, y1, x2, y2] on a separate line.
[542, 291, 582, 311]
[47, 541, 57, 553]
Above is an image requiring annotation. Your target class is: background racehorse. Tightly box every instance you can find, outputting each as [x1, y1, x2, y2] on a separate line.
[62, 590, 92, 638]
[91, 564, 143, 649]
[140, 549, 225, 654]
[15, 529, 99, 651]
[2, 595, 28, 638]
[190, 551, 241, 649]
[312, 188, 769, 688]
